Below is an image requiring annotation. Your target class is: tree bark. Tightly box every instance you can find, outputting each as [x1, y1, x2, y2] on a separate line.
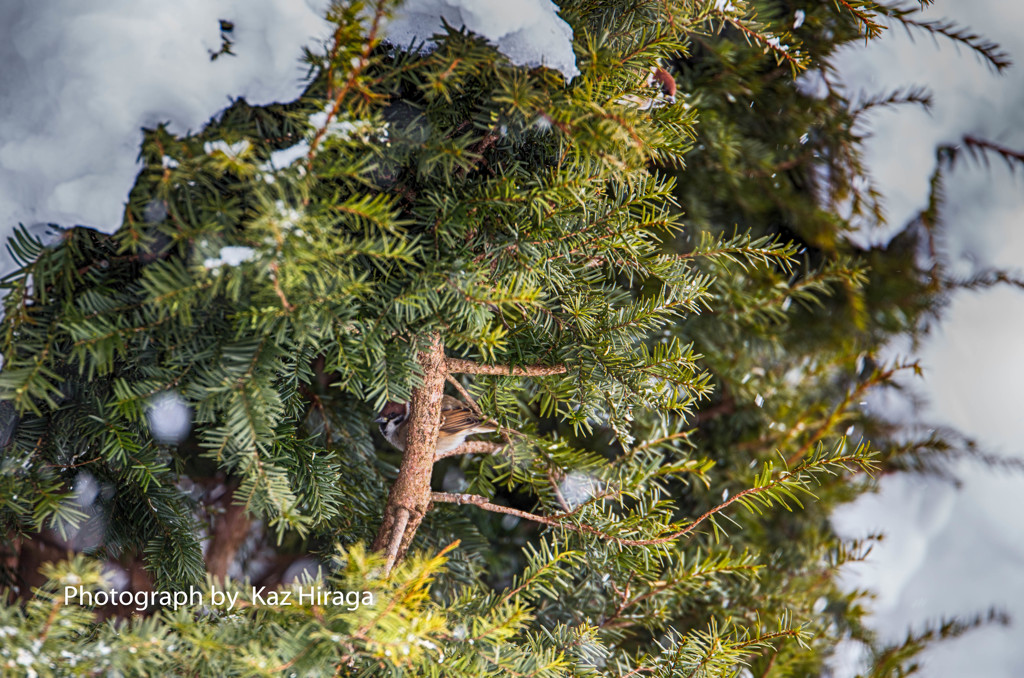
[447, 358, 566, 376]
[205, 486, 252, 583]
[372, 333, 448, 573]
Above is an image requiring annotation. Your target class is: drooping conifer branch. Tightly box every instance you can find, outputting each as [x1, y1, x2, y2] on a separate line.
[429, 487, 730, 545]
[432, 450, 870, 547]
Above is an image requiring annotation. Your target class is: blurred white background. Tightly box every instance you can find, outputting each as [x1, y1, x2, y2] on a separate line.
[831, 1, 1024, 675]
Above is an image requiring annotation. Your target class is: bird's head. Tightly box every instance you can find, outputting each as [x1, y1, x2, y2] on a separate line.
[374, 401, 409, 438]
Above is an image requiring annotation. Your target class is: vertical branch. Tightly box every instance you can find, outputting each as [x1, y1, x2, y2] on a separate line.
[371, 333, 447, 574]
[205, 485, 252, 583]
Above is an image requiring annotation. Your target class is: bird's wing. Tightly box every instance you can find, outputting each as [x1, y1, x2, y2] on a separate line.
[440, 394, 466, 410]
[439, 405, 486, 433]
[439, 395, 498, 433]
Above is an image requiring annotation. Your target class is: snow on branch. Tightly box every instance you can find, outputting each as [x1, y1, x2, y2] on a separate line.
[382, 0, 580, 79]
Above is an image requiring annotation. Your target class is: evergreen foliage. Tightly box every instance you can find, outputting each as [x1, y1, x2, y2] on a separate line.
[0, 1, 1016, 676]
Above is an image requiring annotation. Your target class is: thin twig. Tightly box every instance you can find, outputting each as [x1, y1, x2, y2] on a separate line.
[548, 472, 572, 513]
[268, 261, 294, 311]
[432, 462, 821, 547]
[306, 4, 386, 166]
[432, 492, 653, 543]
[445, 374, 481, 413]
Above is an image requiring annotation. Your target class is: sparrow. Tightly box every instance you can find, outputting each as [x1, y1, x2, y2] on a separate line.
[617, 65, 677, 110]
[374, 395, 497, 454]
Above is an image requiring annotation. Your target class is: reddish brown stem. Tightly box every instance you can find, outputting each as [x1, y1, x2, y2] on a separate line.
[445, 374, 480, 411]
[269, 261, 294, 312]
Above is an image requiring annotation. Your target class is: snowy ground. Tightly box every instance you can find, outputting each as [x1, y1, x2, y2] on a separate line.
[0, 1, 1022, 675]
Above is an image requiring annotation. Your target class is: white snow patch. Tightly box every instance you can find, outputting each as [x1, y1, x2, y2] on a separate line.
[793, 9, 806, 29]
[146, 391, 193, 445]
[0, 0, 330, 262]
[203, 245, 256, 268]
[383, 0, 580, 79]
[559, 471, 601, 509]
[265, 141, 311, 170]
[204, 138, 251, 159]
[274, 201, 303, 230]
[74, 473, 100, 508]
[309, 111, 346, 135]
[307, 111, 388, 141]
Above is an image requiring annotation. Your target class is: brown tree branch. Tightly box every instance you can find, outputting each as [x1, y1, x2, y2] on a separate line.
[434, 440, 504, 461]
[431, 467, 811, 547]
[381, 507, 410, 572]
[446, 358, 567, 376]
[372, 333, 448, 574]
[431, 492, 644, 542]
[432, 492, 559, 520]
[268, 261, 294, 312]
[205, 485, 253, 583]
[373, 340, 562, 573]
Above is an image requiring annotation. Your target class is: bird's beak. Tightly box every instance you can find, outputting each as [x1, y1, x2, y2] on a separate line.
[373, 415, 387, 424]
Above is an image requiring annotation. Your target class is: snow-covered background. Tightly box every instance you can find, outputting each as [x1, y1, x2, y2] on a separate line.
[830, 2, 1024, 676]
[0, 1, 328, 247]
[0, 0, 577, 264]
[0, 1, 1021, 675]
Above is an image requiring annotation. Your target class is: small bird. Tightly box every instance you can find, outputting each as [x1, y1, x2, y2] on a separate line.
[650, 67, 677, 102]
[375, 395, 497, 454]
[617, 65, 677, 110]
